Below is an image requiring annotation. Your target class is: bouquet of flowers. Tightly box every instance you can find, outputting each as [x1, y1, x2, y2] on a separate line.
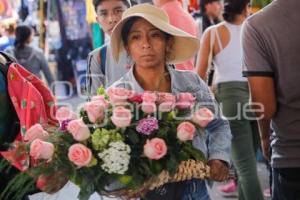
[5, 87, 214, 200]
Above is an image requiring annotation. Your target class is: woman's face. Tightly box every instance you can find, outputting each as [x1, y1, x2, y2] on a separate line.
[125, 18, 171, 69]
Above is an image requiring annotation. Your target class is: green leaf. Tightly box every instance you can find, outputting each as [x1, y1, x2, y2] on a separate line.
[78, 189, 93, 200]
[140, 161, 153, 177]
[87, 157, 98, 167]
[167, 111, 176, 121]
[127, 128, 140, 144]
[182, 143, 207, 162]
[156, 126, 169, 138]
[96, 86, 106, 96]
[166, 155, 179, 175]
[147, 160, 163, 175]
[117, 175, 133, 185]
[178, 150, 189, 161]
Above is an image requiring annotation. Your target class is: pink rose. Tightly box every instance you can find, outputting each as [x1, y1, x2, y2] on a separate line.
[68, 143, 92, 167]
[111, 106, 132, 128]
[36, 175, 48, 191]
[36, 172, 68, 194]
[24, 124, 49, 142]
[91, 95, 109, 109]
[144, 138, 167, 160]
[107, 87, 134, 104]
[67, 119, 90, 141]
[157, 93, 176, 112]
[142, 101, 157, 113]
[176, 93, 196, 109]
[55, 107, 77, 123]
[30, 139, 54, 160]
[192, 107, 214, 128]
[84, 101, 105, 123]
[177, 122, 196, 141]
[142, 92, 157, 103]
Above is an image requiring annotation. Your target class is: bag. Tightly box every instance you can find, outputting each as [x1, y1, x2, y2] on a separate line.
[207, 27, 217, 88]
[0, 52, 20, 150]
[207, 27, 216, 75]
[0, 51, 58, 171]
[99, 44, 107, 75]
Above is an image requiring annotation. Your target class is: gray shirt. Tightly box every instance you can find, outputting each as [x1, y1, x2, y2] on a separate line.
[87, 44, 130, 95]
[242, 0, 300, 168]
[5, 45, 54, 85]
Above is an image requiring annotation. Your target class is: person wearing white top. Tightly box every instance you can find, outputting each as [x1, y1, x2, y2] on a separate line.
[196, 0, 264, 199]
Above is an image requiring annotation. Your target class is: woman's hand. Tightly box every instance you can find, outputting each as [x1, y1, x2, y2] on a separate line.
[207, 159, 229, 182]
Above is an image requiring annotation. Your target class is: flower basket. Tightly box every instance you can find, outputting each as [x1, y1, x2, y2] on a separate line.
[99, 159, 210, 198]
[4, 87, 216, 200]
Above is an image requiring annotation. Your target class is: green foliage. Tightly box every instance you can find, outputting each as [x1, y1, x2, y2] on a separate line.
[91, 128, 123, 151]
[126, 127, 140, 144]
[252, 0, 273, 7]
[96, 86, 107, 97]
[0, 159, 36, 200]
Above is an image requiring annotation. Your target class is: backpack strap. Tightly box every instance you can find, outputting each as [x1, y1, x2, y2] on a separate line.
[99, 45, 107, 75]
[0, 52, 14, 76]
[86, 45, 107, 98]
[0, 51, 14, 62]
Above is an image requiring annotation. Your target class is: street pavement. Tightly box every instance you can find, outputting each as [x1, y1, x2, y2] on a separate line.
[29, 95, 271, 200]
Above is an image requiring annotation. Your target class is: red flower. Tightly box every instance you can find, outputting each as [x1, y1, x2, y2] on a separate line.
[128, 94, 143, 103]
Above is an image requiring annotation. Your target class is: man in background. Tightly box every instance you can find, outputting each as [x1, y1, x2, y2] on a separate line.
[87, 0, 131, 95]
[242, 0, 300, 199]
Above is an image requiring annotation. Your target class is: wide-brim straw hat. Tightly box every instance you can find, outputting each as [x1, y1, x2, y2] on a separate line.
[110, 4, 200, 64]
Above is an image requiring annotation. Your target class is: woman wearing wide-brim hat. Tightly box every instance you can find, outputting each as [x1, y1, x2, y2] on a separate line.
[110, 4, 232, 199]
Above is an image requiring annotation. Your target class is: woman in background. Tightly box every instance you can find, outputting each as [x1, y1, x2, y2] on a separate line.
[196, 0, 264, 199]
[5, 25, 54, 86]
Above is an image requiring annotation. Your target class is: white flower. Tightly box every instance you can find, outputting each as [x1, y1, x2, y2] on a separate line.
[98, 141, 131, 174]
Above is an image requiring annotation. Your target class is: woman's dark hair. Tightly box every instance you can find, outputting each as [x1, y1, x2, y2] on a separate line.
[14, 25, 32, 49]
[223, 0, 250, 22]
[200, 0, 221, 13]
[121, 17, 172, 47]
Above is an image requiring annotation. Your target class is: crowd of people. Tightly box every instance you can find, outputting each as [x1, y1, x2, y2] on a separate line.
[1, 0, 300, 200]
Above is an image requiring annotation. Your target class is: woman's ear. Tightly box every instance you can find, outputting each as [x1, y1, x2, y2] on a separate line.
[166, 37, 174, 52]
[165, 37, 175, 62]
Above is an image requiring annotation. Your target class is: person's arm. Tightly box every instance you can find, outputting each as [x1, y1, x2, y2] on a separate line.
[87, 50, 105, 96]
[195, 27, 213, 80]
[247, 77, 276, 160]
[195, 75, 232, 181]
[39, 53, 54, 86]
[241, 20, 277, 160]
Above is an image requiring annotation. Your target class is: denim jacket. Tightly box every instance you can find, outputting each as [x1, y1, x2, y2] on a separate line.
[110, 65, 232, 165]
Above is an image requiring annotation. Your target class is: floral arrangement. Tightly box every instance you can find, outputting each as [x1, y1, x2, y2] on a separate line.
[5, 87, 214, 200]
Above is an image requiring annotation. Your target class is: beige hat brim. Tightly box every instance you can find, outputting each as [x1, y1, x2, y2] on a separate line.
[111, 8, 199, 64]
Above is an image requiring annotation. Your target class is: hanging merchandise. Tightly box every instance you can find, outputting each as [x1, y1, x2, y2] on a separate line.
[53, 0, 92, 94]
[251, 0, 273, 13]
[85, 0, 96, 24]
[18, 0, 29, 21]
[60, 0, 89, 40]
[91, 23, 104, 49]
[38, 0, 46, 50]
[0, 0, 13, 19]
